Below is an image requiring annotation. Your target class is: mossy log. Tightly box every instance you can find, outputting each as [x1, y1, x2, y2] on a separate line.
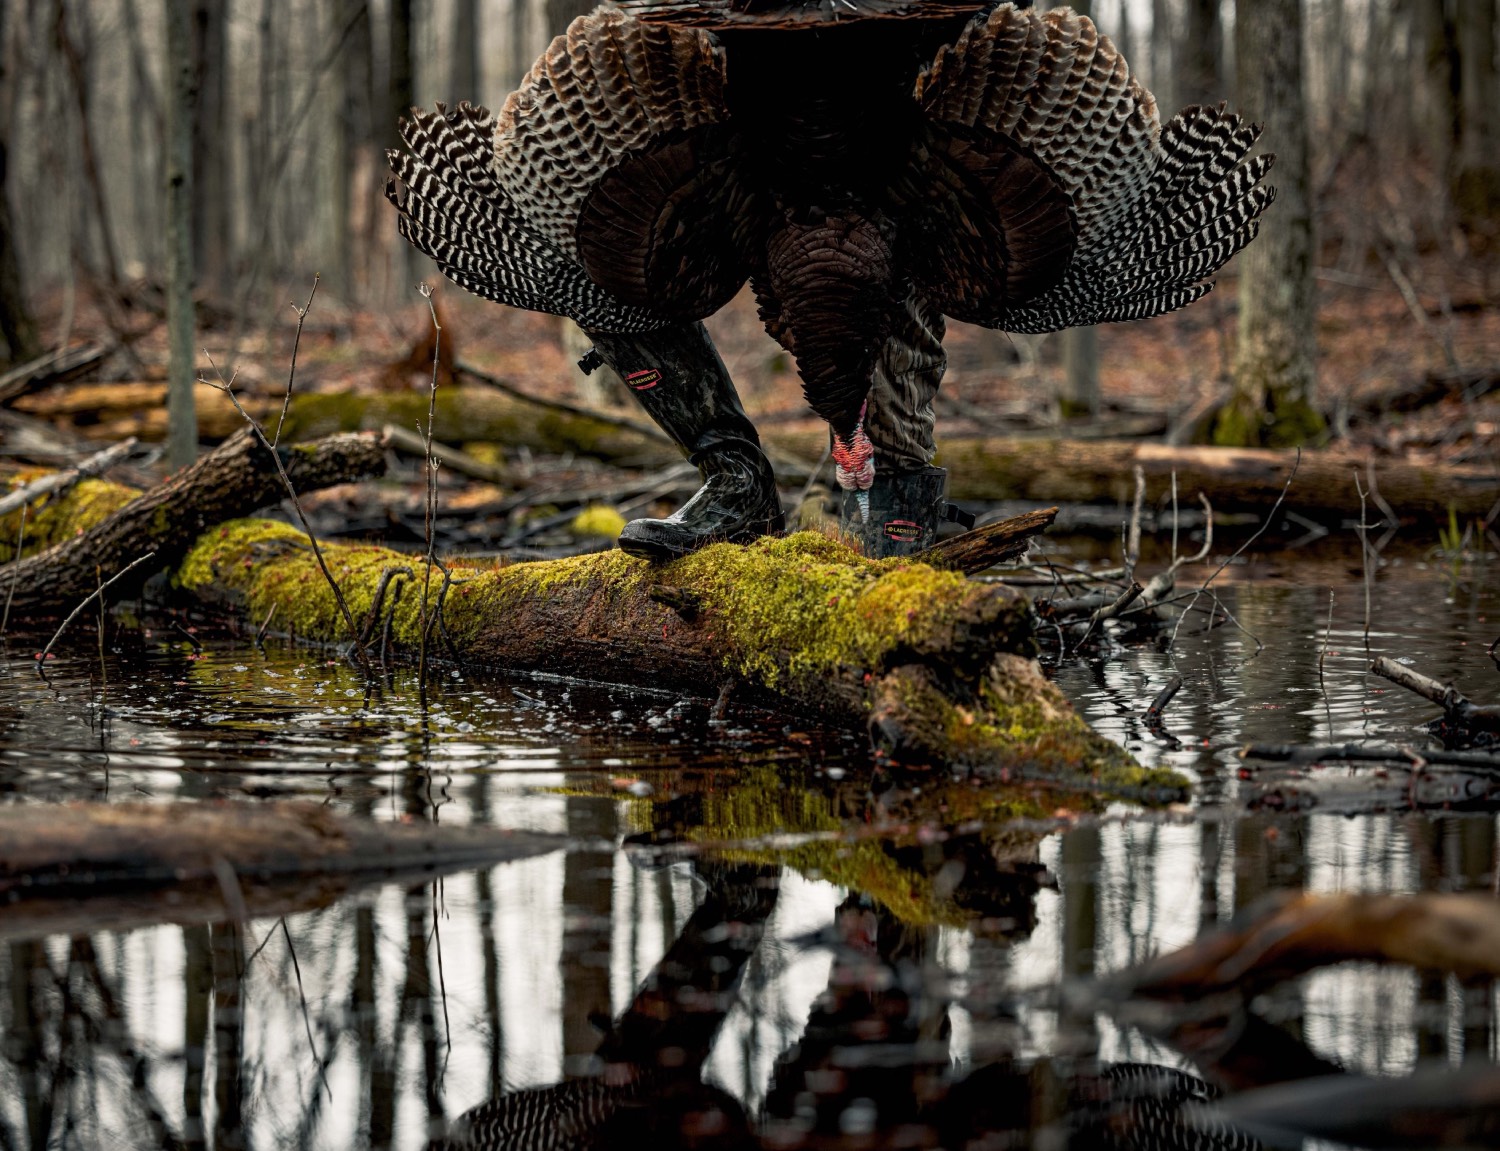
[0, 800, 562, 940]
[0, 427, 385, 623]
[175, 519, 1182, 797]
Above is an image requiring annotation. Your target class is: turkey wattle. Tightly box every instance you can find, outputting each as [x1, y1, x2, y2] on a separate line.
[386, 1, 1274, 560]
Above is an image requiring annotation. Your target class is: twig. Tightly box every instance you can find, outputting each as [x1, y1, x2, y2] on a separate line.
[1169, 452, 1300, 651]
[1, 503, 28, 635]
[1241, 742, 1500, 773]
[255, 602, 278, 645]
[1371, 656, 1500, 733]
[1354, 470, 1373, 646]
[0, 437, 138, 518]
[279, 918, 333, 1102]
[418, 285, 442, 686]
[1144, 674, 1183, 744]
[1125, 465, 1145, 579]
[202, 352, 369, 673]
[1145, 674, 1183, 722]
[381, 424, 511, 485]
[36, 551, 157, 668]
[271, 277, 319, 447]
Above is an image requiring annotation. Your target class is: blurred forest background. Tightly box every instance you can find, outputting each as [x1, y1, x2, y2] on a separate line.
[0, 0, 1495, 476]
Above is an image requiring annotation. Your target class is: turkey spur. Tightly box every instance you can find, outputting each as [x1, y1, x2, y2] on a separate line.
[386, 0, 1274, 561]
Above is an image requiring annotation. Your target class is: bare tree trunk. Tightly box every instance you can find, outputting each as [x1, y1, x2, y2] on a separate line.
[1216, 0, 1324, 447]
[1059, 326, 1099, 418]
[1057, 0, 1102, 421]
[1149, 0, 1176, 114]
[1420, 0, 1461, 186]
[510, 0, 532, 92]
[0, 2, 40, 365]
[55, 4, 124, 296]
[389, 0, 415, 292]
[1454, 0, 1499, 255]
[164, 0, 199, 468]
[451, 0, 482, 100]
[190, 1, 229, 295]
[1180, 0, 1223, 107]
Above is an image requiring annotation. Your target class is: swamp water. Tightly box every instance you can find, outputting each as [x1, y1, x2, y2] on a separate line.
[0, 556, 1497, 1149]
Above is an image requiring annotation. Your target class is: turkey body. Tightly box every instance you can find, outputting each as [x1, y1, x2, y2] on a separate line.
[386, 1, 1275, 494]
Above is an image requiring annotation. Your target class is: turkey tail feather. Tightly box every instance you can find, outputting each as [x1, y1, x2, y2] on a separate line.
[915, 3, 1274, 333]
[385, 102, 668, 331]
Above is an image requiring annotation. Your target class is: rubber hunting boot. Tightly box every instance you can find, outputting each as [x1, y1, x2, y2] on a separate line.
[582, 323, 784, 562]
[842, 465, 971, 559]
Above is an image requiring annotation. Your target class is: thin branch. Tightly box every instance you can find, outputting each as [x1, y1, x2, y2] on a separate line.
[202, 352, 370, 673]
[279, 918, 332, 1102]
[271, 276, 319, 447]
[36, 551, 157, 667]
[1169, 451, 1300, 651]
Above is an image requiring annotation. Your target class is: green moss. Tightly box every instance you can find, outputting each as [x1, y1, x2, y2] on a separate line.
[571, 504, 627, 540]
[661, 531, 986, 688]
[0, 477, 141, 561]
[631, 765, 1064, 928]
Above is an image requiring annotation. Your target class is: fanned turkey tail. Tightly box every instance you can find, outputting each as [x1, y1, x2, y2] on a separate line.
[909, 3, 1276, 334]
[385, 101, 669, 331]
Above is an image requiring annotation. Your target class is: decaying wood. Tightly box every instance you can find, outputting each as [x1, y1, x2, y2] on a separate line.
[1371, 655, 1500, 735]
[381, 421, 515, 485]
[0, 800, 563, 940]
[0, 341, 108, 405]
[935, 437, 1499, 520]
[173, 518, 1181, 797]
[1117, 891, 1500, 999]
[909, 506, 1057, 574]
[0, 436, 137, 516]
[0, 427, 386, 622]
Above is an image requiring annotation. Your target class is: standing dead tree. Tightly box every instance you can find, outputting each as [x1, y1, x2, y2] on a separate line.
[1216, 0, 1324, 448]
[164, 0, 198, 468]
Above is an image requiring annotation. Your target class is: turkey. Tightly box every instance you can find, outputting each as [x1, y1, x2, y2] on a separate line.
[386, 0, 1275, 560]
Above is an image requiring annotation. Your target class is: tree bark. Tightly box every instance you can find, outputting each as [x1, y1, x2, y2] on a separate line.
[190, 0, 229, 294]
[451, 0, 482, 100]
[1217, 0, 1323, 448]
[1454, 0, 1500, 252]
[0, 1, 40, 366]
[0, 428, 385, 622]
[1179, 0, 1223, 108]
[164, 0, 199, 468]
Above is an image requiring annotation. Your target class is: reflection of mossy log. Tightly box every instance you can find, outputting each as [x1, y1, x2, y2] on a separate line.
[629, 763, 1065, 931]
[174, 519, 1180, 796]
[0, 428, 386, 622]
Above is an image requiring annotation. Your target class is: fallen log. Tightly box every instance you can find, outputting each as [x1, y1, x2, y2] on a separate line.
[0, 800, 563, 941]
[1115, 890, 1500, 999]
[0, 427, 386, 621]
[934, 437, 1499, 520]
[174, 518, 1182, 796]
[28, 378, 1495, 522]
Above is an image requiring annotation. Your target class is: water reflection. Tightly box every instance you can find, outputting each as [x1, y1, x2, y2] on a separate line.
[0, 572, 1496, 1147]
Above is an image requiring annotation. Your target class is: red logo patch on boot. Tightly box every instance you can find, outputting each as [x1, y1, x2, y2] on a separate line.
[626, 369, 661, 391]
[883, 519, 921, 542]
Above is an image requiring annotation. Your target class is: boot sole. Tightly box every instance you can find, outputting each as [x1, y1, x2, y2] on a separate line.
[617, 520, 783, 563]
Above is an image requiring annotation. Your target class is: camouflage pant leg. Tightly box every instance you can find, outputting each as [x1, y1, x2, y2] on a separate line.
[862, 292, 947, 473]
